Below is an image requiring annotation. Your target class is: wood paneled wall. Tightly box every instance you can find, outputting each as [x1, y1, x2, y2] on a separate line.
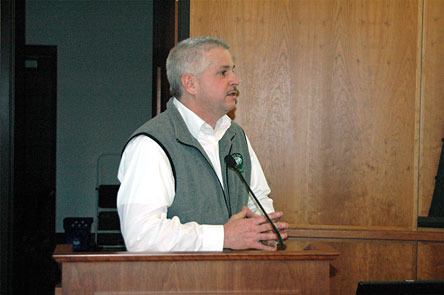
[287, 239, 417, 294]
[191, 0, 422, 229]
[190, 0, 444, 293]
[419, 0, 444, 216]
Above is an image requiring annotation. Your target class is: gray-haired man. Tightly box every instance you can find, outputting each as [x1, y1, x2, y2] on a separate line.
[117, 36, 287, 251]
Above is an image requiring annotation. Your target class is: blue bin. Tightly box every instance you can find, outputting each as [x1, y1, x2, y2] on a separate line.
[63, 217, 93, 251]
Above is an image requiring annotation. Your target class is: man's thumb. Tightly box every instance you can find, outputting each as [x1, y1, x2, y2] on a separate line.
[231, 206, 249, 220]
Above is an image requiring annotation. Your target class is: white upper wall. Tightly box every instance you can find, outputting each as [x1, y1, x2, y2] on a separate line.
[26, 0, 153, 232]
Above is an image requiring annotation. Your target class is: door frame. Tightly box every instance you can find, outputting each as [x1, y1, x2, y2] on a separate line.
[0, 0, 25, 293]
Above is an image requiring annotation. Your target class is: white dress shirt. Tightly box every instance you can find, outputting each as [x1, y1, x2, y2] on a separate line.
[117, 98, 274, 252]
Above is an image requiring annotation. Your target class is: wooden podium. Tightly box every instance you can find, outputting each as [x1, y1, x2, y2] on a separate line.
[53, 243, 338, 294]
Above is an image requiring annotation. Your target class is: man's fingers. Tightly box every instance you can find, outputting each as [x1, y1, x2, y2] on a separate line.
[268, 211, 284, 222]
[244, 207, 257, 218]
[229, 207, 249, 220]
[256, 221, 288, 233]
[258, 230, 288, 241]
[252, 240, 277, 251]
[224, 209, 288, 250]
[275, 221, 289, 230]
[258, 231, 279, 241]
[260, 239, 278, 248]
[257, 222, 274, 233]
[254, 214, 287, 228]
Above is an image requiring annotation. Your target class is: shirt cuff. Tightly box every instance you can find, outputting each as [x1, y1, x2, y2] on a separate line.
[201, 224, 224, 251]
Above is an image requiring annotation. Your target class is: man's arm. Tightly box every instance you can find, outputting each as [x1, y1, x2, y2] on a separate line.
[246, 136, 274, 214]
[117, 136, 287, 252]
[117, 136, 223, 251]
[222, 136, 288, 250]
[223, 207, 287, 250]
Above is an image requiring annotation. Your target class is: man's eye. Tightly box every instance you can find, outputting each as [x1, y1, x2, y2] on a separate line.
[220, 70, 227, 76]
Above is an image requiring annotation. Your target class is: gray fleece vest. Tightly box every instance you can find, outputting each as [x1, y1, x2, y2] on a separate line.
[123, 99, 251, 225]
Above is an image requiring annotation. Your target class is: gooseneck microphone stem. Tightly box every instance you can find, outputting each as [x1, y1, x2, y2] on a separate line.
[225, 155, 286, 250]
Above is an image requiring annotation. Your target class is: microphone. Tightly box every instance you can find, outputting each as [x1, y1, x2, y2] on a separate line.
[225, 154, 286, 250]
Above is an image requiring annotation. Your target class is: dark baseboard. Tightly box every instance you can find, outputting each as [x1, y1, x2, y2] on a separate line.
[357, 280, 444, 294]
[417, 216, 444, 228]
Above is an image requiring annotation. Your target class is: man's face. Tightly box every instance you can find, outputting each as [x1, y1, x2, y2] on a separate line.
[194, 47, 240, 118]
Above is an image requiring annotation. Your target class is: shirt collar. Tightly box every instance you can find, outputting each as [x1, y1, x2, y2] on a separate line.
[173, 97, 231, 140]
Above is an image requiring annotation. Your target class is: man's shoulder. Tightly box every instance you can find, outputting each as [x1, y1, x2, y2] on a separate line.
[229, 120, 242, 129]
[122, 111, 176, 154]
[228, 120, 246, 136]
[133, 110, 174, 134]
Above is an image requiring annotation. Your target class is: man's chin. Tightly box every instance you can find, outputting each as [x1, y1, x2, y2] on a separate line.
[226, 105, 237, 119]
[226, 98, 237, 111]
[227, 95, 238, 104]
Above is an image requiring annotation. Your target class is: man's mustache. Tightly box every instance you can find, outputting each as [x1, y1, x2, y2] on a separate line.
[228, 88, 240, 96]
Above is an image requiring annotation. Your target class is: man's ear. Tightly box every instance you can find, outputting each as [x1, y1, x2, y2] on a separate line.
[181, 73, 198, 95]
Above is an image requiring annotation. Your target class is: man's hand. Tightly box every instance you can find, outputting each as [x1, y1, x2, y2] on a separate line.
[223, 207, 288, 251]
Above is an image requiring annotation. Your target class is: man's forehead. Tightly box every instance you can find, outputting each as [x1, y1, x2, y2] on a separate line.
[204, 47, 235, 66]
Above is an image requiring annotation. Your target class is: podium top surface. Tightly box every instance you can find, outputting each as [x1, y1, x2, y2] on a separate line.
[53, 242, 339, 263]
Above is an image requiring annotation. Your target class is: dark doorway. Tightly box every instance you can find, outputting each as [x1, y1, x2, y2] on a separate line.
[13, 45, 58, 294]
[152, 0, 189, 116]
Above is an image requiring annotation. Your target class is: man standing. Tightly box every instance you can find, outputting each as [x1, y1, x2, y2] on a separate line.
[117, 36, 287, 251]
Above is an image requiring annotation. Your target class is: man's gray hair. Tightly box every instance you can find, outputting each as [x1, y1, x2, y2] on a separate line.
[166, 36, 230, 98]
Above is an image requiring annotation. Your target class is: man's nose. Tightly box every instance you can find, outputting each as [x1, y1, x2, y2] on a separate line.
[230, 72, 240, 85]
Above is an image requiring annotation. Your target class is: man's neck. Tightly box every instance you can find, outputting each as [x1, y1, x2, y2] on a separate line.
[178, 96, 221, 129]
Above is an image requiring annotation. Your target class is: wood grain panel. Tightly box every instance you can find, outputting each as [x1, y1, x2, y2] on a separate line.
[288, 226, 444, 242]
[417, 242, 444, 279]
[60, 258, 332, 294]
[288, 238, 416, 295]
[53, 243, 339, 262]
[54, 244, 338, 294]
[190, 0, 420, 228]
[418, 0, 444, 216]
